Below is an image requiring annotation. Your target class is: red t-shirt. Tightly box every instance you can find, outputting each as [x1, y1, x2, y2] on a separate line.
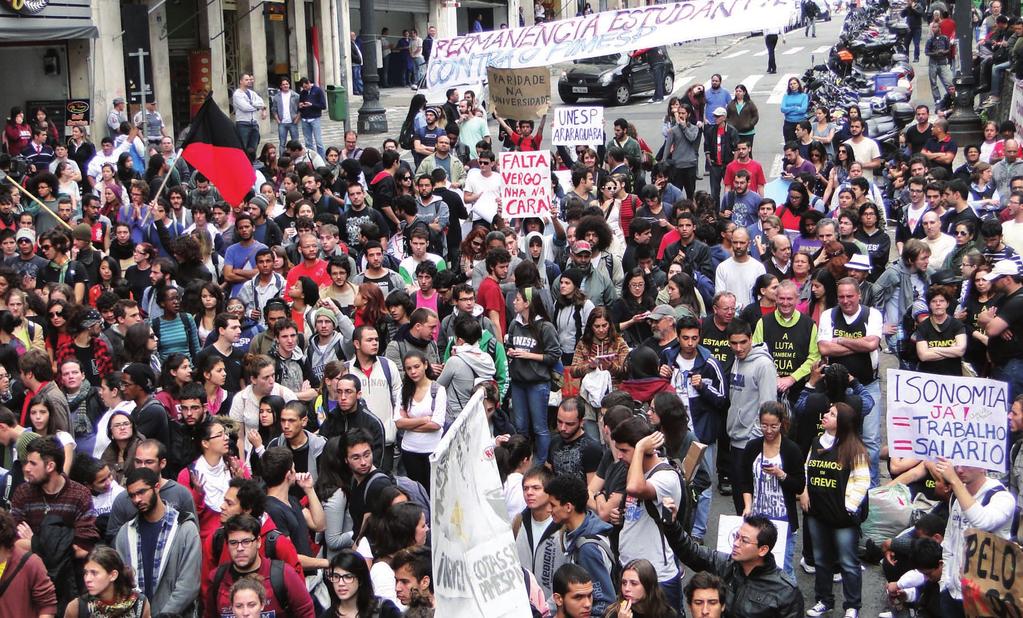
[508, 128, 543, 151]
[285, 259, 330, 300]
[204, 553, 315, 618]
[478, 277, 506, 333]
[724, 159, 767, 191]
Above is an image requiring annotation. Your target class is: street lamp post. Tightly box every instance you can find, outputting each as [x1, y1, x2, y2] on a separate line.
[357, 0, 388, 134]
[947, 0, 983, 146]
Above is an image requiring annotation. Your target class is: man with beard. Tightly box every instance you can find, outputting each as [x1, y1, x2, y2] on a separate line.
[204, 514, 314, 618]
[352, 241, 404, 298]
[337, 182, 389, 255]
[412, 174, 449, 247]
[417, 134, 465, 188]
[714, 228, 765, 308]
[224, 214, 268, 296]
[167, 383, 209, 477]
[114, 466, 202, 615]
[284, 233, 330, 300]
[105, 438, 197, 542]
[301, 172, 341, 220]
[546, 398, 602, 484]
[566, 240, 618, 307]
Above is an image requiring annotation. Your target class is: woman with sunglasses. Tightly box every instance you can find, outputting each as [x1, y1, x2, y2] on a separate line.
[458, 227, 488, 281]
[44, 299, 72, 366]
[822, 144, 856, 206]
[942, 220, 980, 275]
[323, 549, 402, 618]
[123, 322, 161, 373]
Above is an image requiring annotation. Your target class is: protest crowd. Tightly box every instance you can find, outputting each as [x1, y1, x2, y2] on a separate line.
[3, 1, 1023, 617]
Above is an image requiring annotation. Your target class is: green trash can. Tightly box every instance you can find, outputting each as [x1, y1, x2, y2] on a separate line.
[326, 84, 348, 122]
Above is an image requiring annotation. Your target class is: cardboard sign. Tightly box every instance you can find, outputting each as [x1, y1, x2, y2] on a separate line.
[552, 106, 604, 146]
[716, 514, 788, 567]
[487, 66, 551, 119]
[961, 528, 1023, 618]
[500, 151, 552, 219]
[426, 0, 792, 89]
[430, 393, 531, 617]
[1011, 79, 1023, 134]
[886, 369, 1010, 473]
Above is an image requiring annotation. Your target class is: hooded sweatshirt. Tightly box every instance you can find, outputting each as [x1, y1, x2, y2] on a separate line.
[727, 343, 778, 449]
[270, 341, 311, 392]
[554, 511, 617, 616]
[443, 327, 509, 399]
[506, 316, 562, 384]
[522, 230, 561, 288]
[304, 331, 346, 383]
[436, 343, 496, 425]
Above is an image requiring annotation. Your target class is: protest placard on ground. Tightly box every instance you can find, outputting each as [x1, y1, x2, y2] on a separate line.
[500, 151, 552, 219]
[430, 392, 530, 617]
[886, 369, 1010, 473]
[487, 66, 551, 119]
[552, 106, 604, 146]
[426, 0, 792, 89]
[961, 528, 1023, 617]
[716, 514, 788, 566]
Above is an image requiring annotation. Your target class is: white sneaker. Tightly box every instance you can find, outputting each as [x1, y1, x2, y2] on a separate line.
[878, 612, 893, 618]
[833, 572, 842, 582]
[844, 610, 859, 618]
[806, 601, 832, 617]
[800, 557, 817, 574]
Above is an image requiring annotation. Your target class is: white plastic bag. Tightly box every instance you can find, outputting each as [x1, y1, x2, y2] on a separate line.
[861, 483, 914, 546]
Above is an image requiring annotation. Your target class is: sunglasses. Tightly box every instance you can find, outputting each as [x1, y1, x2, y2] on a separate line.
[49, 311, 65, 318]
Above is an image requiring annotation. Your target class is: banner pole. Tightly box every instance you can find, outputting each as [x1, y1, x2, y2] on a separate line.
[0, 173, 74, 232]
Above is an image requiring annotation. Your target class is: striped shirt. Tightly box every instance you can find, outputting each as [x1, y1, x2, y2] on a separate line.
[153, 314, 199, 362]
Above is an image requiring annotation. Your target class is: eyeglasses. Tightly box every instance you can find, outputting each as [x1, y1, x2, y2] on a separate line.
[325, 572, 357, 584]
[40, 244, 53, 251]
[227, 537, 257, 548]
[49, 311, 64, 318]
[479, 161, 493, 166]
[111, 421, 132, 429]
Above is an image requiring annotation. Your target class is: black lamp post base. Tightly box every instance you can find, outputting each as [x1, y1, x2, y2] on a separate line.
[357, 109, 389, 134]
[947, 75, 983, 147]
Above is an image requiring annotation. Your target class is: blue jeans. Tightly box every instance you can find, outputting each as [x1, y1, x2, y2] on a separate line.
[278, 122, 299, 149]
[991, 60, 1012, 95]
[302, 117, 325, 157]
[658, 571, 684, 612]
[863, 379, 882, 487]
[692, 442, 716, 539]
[352, 65, 364, 94]
[236, 122, 260, 152]
[511, 381, 551, 461]
[908, 27, 922, 60]
[808, 517, 862, 610]
[992, 358, 1023, 401]
[783, 525, 796, 579]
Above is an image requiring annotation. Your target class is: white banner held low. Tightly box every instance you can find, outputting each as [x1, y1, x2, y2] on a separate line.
[886, 369, 1010, 473]
[425, 0, 793, 89]
[430, 392, 531, 617]
[500, 151, 552, 219]
[552, 106, 604, 146]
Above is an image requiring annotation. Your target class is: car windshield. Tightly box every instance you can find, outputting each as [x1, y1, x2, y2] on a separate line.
[576, 53, 625, 65]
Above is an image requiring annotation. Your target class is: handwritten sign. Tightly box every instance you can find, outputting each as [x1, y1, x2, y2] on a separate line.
[716, 514, 788, 567]
[430, 392, 530, 617]
[500, 151, 552, 219]
[487, 66, 551, 119]
[886, 369, 1010, 473]
[961, 528, 1023, 618]
[426, 0, 791, 89]
[552, 106, 604, 146]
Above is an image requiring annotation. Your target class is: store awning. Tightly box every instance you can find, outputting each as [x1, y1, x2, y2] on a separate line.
[0, 0, 98, 41]
[349, 0, 430, 15]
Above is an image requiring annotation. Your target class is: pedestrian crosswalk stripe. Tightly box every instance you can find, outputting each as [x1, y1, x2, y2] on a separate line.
[812, 45, 831, 53]
[736, 75, 764, 91]
[754, 50, 768, 57]
[722, 49, 751, 59]
[782, 46, 805, 55]
[767, 73, 798, 104]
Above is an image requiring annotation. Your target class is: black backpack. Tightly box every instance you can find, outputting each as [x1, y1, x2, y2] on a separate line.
[569, 534, 623, 594]
[208, 559, 290, 616]
[643, 458, 697, 537]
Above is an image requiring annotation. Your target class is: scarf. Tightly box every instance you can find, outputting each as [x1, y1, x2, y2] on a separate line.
[67, 381, 94, 439]
[109, 239, 134, 261]
[192, 454, 229, 511]
[86, 592, 145, 618]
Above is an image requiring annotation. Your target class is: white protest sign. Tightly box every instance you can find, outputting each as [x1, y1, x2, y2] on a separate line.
[430, 392, 531, 617]
[426, 0, 792, 89]
[552, 106, 604, 146]
[886, 369, 1010, 473]
[500, 151, 552, 219]
[717, 514, 788, 566]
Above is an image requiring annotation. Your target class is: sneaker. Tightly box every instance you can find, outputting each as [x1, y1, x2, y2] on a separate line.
[806, 601, 832, 617]
[844, 610, 859, 618]
[878, 613, 893, 618]
[718, 481, 733, 496]
[834, 572, 842, 582]
[800, 557, 816, 574]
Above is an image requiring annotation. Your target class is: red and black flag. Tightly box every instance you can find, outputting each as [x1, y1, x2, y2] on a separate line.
[180, 93, 255, 206]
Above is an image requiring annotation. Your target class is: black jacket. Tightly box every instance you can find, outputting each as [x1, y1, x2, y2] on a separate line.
[661, 237, 714, 280]
[318, 399, 385, 467]
[659, 517, 804, 618]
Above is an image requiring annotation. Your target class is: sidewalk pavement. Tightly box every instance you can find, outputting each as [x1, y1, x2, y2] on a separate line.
[313, 33, 754, 147]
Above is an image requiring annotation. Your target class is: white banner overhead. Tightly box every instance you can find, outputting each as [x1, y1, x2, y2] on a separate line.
[425, 0, 793, 89]
[430, 392, 531, 617]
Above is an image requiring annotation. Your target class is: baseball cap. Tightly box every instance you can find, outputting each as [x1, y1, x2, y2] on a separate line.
[113, 97, 125, 105]
[571, 240, 592, 255]
[79, 309, 104, 330]
[713, 107, 727, 116]
[983, 260, 1020, 281]
[647, 304, 677, 322]
[845, 253, 871, 271]
[72, 223, 92, 242]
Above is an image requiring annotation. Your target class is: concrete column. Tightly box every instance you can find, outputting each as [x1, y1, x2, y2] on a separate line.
[337, 0, 354, 96]
[149, 3, 174, 138]
[240, 0, 271, 138]
[207, 0, 230, 111]
[317, 0, 340, 86]
[431, 0, 457, 39]
[89, 0, 127, 141]
[289, 0, 309, 79]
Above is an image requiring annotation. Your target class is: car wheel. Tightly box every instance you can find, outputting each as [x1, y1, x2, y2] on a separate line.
[663, 73, 674, 97]
[561, 93, 579, 104]
[613, 85, 630, 105]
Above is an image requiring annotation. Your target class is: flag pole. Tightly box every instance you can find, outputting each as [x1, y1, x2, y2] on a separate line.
[138, 147, 183, 229]
[0, 172, 74, 232]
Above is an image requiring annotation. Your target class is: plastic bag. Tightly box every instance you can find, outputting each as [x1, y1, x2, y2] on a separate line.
[860, 483, 914, 547]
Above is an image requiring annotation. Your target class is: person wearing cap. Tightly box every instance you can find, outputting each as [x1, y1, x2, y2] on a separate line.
[704, 105, 739, 208]
[247, 194, 283, 248]
[979, 259, 1023, 397]
[37, 228, 87, 304]
[412, 107, 448, 169]
[5, 228, 47, 283]
[54, 308, 114, 388]
[107, 97, 127, 139]
[566, 239, 618, 308]
[638, 303, 682, 373]
[844, 253, 880, 308]
[71, 220, 102, 286]
[121, 363, 171, 447]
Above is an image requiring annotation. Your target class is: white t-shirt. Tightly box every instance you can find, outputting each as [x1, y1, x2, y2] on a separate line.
[400, 385, 447, 453]
[464, 170, 502, 219]
[714, 257, 767, 308]
[1003, 220, 1023, 254]
[844, 137, 881, 166]
[504, 473, 526, 520]
[619, 462, 682, 582]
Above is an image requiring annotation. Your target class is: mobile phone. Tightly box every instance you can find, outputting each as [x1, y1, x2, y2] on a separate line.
[761, 461, 775, 469]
